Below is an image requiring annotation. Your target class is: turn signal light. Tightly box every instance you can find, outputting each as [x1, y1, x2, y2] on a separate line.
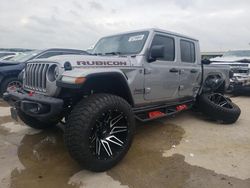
[75, 77, 86, 84]
[61, 76, 86, 84]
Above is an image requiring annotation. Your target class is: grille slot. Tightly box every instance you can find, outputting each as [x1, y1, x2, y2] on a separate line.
[24, 63, 49, 92]
[231, 68, 249, 74]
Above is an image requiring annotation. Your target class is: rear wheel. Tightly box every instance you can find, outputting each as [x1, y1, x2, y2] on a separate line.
[198, 93, 241, 124]
[64, 94, 135, 172]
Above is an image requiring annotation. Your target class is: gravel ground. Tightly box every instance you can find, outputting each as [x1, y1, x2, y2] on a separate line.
[0, 97, 250, 188]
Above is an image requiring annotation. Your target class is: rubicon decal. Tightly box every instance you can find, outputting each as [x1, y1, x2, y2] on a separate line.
[77, 61, 127, 66]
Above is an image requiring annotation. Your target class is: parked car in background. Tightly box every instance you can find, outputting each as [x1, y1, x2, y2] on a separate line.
[201, 51, 224, 60]
[0, 53, 21, 61]
[211, 50, 250, 92]
[0, 51, 19, 60]
[0, 48, 32, 53]
[0, 55, 15, 61]
[0, 48, 88, 95]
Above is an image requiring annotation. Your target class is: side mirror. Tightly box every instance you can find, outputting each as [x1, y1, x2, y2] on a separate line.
[202, 59, 211, 65]
[148, 45, 164, 62]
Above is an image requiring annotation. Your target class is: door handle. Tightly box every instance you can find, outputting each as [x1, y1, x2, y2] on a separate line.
[190, 69, 198, 73]
[169, 68, 179, 73]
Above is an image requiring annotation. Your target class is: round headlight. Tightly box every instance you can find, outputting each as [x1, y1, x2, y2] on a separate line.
[54, 66, 59, 79]
[47, 64, 59, 82]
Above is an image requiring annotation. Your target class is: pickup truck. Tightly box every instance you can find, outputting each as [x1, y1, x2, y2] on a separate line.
[3, 28, 241, 172]
[211, 50, 250, 92]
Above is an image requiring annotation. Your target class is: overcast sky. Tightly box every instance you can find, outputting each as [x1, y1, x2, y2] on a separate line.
[0, 0, 250, 52]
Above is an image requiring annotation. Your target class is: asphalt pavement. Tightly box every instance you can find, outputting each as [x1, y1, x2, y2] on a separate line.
[0, 97, 250, 188]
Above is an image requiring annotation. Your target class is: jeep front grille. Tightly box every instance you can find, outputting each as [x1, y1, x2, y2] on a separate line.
[24, 63, 49, 92]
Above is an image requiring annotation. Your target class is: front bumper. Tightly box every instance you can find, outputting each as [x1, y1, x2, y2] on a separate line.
[230, 74, 250, 90]
[3, 90, 64, 120]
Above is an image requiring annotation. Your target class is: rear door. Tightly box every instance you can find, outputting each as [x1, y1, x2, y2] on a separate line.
[178, 39, 201, 97]
[144, 33, 180, 101]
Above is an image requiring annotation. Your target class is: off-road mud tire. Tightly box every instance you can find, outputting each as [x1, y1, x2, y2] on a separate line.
[198, 93, 241, 124]
[64, 94, 135, 172]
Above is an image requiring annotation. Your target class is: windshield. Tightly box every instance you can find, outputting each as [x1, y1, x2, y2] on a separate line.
[223, 50, 250, 57]
[7, 50, 42, 62]
[92, 31, 149, 55]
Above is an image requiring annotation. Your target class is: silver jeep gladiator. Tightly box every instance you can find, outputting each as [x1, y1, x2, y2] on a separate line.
[3, 28, 241, 172]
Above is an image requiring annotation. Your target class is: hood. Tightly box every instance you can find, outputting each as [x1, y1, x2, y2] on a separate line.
[0, 61, 21, 66]
[33, 54, 133, 68]
[211, 56, 250, 63]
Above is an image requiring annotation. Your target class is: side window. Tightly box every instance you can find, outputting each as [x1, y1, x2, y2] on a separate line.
[180, 40, 196, 63]
[151, 35, 175, 61]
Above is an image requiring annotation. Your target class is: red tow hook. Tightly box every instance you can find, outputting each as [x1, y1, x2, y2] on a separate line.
[28, 91, 34, 97]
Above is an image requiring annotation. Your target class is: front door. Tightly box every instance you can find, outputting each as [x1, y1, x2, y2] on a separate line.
[144, 34, 180, 101]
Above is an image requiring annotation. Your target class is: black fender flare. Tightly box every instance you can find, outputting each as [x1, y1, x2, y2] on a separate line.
[57, 71, 134, 106]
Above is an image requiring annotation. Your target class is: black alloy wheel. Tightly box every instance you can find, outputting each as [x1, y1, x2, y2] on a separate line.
[198, 93, 241, 124]
[64, 94, 135, 172]
[89, 109, 129, 160]
[207, 93, 233, 109]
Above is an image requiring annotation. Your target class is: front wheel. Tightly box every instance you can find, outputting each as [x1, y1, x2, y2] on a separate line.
[197, 93, 241, 124]
[0, 77, 22, 96]
[64, 94, 135, 172]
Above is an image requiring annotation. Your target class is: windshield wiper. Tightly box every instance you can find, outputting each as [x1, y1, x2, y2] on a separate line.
[104, 52, 121, 55]
[91, 53, 103, 56]
[91, 52, 122, 56]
